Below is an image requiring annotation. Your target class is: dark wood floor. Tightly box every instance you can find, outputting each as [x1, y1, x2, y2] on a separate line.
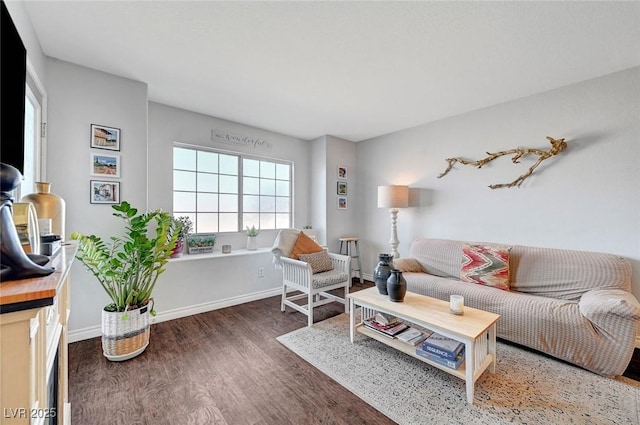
[69, 281, 396, 425]
[69, 280, 640, 424]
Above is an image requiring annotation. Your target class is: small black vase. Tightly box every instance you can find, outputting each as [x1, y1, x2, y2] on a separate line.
[387, 269, 407, 302]
[373, 254, 394, 295]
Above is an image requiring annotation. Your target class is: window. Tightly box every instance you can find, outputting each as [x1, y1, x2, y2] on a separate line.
[21, 88, 39, 196]
[173, 145, 292, 233]
[17, 67, 45, 199]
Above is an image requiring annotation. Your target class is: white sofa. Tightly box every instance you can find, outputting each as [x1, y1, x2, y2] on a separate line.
[396, 238, 640, 376]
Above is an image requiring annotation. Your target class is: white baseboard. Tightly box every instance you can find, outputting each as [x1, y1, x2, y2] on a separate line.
[68, 287, 282, 343]
[69, 325, 101, 343]
[352, 272, 374, 282]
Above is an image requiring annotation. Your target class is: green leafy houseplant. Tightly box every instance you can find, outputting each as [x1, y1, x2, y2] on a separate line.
[71, 201, 179, 314]
[246, 225, 260, 237]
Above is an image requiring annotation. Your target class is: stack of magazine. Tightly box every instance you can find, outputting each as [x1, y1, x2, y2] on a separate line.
[415, 332, 465, 369]
[363, 314, 408, 338]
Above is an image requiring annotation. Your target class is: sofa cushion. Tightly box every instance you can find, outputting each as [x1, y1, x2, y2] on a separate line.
[509, 246, 632, 300]
[461, 244, 511, 290]
[298, 251, 334, 274]
[393, 258, 425, 273]
[290, 231, 324, 259]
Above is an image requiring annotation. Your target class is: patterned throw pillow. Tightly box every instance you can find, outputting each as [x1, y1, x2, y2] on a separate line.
[298, 251, 334, 274]
[290, 231, 324, 259]
[461, 244, 511, 290]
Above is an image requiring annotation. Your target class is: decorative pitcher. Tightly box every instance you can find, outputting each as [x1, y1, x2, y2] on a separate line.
[387, 269, 407, 302]
[373, 253, 394, 295]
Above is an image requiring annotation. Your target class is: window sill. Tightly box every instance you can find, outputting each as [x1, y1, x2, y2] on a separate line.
[168, 247, 272, 262]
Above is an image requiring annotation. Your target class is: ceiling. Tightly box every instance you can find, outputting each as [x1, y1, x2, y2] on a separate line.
[23, 1, 640, 142]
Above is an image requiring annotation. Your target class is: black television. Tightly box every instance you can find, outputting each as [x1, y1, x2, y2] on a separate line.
[1, 0, 28, 175]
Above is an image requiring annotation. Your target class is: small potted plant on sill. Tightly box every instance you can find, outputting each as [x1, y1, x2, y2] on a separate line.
[246, 225, 259, 250]
[170, 215, 192, 258]
[71, 201, 179, 361]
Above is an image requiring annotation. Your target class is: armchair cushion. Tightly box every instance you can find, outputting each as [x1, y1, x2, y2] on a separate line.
[290, 231, 324, 259]
[312, 271, 350, 289]
[299, 251, 334, 274]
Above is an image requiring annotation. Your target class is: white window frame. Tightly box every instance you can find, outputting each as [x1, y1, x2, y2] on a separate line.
[17, 59, 47, 199]
[172, 143, 293, 233]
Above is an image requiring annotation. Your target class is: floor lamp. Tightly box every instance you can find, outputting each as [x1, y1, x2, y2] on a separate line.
[377, 185, 409, 259]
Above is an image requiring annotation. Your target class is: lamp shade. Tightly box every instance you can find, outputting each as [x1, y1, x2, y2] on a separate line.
[377, 185, 409, 209]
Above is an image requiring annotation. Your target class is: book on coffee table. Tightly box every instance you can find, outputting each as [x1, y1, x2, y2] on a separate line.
[421, 332, 465, 360]
[415, 347, 465, 369]
[375, 312, 399, 326]
[363, 319, 408, 338]
[397, 326, 433, 345]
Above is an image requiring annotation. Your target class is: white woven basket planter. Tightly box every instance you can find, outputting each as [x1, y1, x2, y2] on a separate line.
[101, 303, 152, 361]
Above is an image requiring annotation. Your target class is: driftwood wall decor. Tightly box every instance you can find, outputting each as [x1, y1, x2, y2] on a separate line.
[437, 136, 567, 189]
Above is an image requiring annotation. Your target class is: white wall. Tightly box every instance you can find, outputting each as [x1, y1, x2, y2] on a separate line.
[308, 135, 358, 251]
[325, 136, 357, 252]
[4, 0, 46, 82]
[356, 67, 640, 298]
[46, 59, 149, 334]
[309, 136, 327, 243]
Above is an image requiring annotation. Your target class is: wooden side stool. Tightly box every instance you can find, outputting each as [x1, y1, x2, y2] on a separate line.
[339, 237, 363, 284]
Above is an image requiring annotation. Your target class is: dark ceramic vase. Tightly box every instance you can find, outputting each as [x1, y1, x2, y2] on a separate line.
[387, 269, 407, 302]
[373, 254, 394, 295]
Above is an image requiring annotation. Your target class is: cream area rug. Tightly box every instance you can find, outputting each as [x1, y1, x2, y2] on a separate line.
[276, 313, 640, 425]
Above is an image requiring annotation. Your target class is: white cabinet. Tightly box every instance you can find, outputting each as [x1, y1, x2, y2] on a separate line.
[1, 243, 76, 424]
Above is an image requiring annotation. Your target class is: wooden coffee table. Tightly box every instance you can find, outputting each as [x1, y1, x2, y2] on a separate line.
[348, 287, 500, 404]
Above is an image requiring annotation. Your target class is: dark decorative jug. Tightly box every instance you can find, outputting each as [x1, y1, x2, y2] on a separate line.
[373, 254, 394, 295]
[387, 269, 407, 302]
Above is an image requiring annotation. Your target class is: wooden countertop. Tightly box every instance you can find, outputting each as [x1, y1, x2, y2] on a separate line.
[0, 241, 78, 309]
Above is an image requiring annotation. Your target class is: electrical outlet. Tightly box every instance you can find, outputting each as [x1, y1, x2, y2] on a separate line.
[258, 267, 264, 278]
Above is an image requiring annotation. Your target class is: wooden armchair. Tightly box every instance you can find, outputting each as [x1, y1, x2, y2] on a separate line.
[280, 253, 350, 326]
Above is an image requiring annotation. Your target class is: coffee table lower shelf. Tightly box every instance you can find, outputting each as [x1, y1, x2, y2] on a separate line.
[355, 324, 494, 381]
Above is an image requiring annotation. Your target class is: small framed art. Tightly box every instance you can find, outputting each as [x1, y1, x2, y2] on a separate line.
[90, 153, 120, 178]
[90, 180, 120, 204]
[337, 196, 347, 209]
[337, 181, 347, 195]
[337, 165, 347, 180]
[91, 124, 121, 151]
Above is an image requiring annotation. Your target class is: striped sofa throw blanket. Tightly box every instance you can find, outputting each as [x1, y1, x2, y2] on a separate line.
[398, 238, 640, 377]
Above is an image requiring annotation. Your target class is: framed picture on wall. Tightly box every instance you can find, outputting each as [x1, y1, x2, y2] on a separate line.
[337, 196, 347, 210]
[337, 165, 347, 180]
[90, 153, 120, 178]
[91, 124, 121, 151]
[337, 181, 347, 195]
[90, 180, 120, 204]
